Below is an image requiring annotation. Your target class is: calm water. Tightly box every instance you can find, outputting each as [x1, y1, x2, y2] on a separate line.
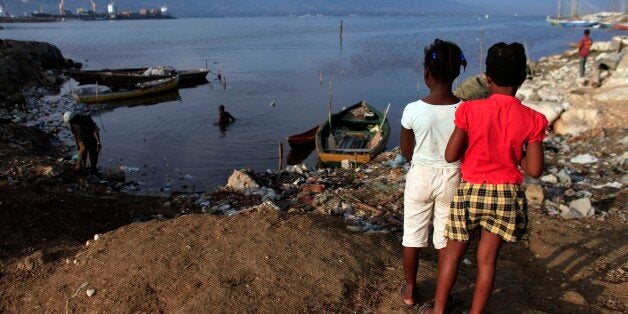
[1, 16, 622, 193]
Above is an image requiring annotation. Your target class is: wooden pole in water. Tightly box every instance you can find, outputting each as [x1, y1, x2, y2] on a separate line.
[278, 141, 283, 171]
[479, 27, 485, 75]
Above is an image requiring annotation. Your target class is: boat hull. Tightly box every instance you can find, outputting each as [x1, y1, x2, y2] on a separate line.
[315, 101, 390, 165]
[67, 67, 209, 89]
[560, 21, 599, 27]
[73, 77, 179, 103]
[614, 23, 628, 30]
[287, 125, 319, 147]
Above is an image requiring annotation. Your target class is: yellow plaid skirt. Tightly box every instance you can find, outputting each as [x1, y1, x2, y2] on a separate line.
[444, 183, 528, 243]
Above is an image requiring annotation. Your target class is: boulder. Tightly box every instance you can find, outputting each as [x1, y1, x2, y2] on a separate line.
[593, 85, 628, 102]
[454, 75, 489, 101]
[537, 86, 563, 102]
[522, 101, 566, 125]
[553, 108, 600, 136]
[226, 170, 259, 192]
[516, 86, 536, 101]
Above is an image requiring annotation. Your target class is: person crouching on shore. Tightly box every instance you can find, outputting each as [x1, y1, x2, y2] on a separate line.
[64, 111, 102, 175]
[421, 43, 548, 314]
[399, 39, 467, 307]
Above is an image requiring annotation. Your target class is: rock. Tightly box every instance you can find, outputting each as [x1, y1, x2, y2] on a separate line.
[525, 184, 544, 205]
[462, 258, 472, 266]
[93, 234, 100, 241]
[226, 170, 259, 192]
[516, 86, 536, 101]
[591, 41, 613, 52]
[553, 109, 600, 136]
[540, 174, 558, 184]
[570, 154, 598, 164]
[302, 184, 325, 194]
[385, 154, 407, 168]
[569, 198, 594, 218]
[556, 169, 572, 185]
[346, 226, 362, 232]
[105, 166, 126, 182]
[454, 75, 489, 101]
[522, 101, 566, 125]
[537, 87, 563, 102]
[561, 291, 586, 306]
[33, 165, 56, 177]
[560, 205, 577, 219]
[623, 135, 628, 146]
[86, 289, 96, 297]
[593, 86, 628, 102]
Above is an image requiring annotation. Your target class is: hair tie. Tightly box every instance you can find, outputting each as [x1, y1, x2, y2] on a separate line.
[460, 54, 466, 62]
[431, 52, 438, 60]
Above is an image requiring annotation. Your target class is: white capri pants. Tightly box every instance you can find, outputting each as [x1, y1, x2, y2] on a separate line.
[403, 164, 460, 249]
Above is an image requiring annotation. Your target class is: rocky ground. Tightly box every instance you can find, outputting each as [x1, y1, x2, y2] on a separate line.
[0, 39, 627, 312]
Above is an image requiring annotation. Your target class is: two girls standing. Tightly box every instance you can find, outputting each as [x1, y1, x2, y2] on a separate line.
[400, 40, 548, 313]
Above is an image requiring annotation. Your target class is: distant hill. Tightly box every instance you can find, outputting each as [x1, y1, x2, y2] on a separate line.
[4, 0, 483, 18]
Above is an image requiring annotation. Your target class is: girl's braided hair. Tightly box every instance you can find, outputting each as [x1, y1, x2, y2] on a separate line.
[486, 42, 527, 87]
[424, 39, 467, 83]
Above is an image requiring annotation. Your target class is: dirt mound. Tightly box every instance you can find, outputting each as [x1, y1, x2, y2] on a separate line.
[2, 207, 398, 312]
[0, 119, 56, 157]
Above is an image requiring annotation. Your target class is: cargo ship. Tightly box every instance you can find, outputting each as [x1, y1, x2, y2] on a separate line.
[29, 1, 174, 21]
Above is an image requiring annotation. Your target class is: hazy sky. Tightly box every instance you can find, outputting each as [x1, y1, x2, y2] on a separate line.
[459, 0, 620, 15]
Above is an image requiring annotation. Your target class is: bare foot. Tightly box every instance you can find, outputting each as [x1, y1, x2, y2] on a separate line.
[400, 284, 416, 306]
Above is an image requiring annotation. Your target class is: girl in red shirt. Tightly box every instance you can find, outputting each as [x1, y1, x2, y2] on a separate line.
[421, 43, 547, 313]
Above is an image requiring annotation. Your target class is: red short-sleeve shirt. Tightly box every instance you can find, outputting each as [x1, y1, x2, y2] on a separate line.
[454, 94, 548, 184]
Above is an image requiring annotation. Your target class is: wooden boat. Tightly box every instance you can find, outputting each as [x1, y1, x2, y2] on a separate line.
[73, 76, 179, 103]
[614, 23, 628, 30]
[66, 67, 209, 89]
[315, 101, 390, 164]
[287, 125, 319, 147]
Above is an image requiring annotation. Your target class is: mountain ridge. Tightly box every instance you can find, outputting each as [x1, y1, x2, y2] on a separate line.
[4, 0, 485, 18]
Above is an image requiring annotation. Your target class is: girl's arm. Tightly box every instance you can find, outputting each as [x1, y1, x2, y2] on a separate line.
[445, 127, 468, 163]
[520, 141, 544, 178]
[400, 127, 415, 163]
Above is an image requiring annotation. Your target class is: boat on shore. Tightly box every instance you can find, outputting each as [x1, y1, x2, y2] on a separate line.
[315, 101, 390, 164]
[73, 76, 179, 103]
[614, 23, 628, 30]
[287, 125, 319, 147]
[66, 67, 209, 89]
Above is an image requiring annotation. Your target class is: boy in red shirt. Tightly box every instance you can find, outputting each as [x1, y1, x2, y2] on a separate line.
[421, 43, 548, 314]
[578, 29, 593, 77]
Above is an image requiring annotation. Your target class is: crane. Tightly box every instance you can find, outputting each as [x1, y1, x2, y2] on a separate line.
[58, 0, 64, 15]
[89, 0, 96, 12]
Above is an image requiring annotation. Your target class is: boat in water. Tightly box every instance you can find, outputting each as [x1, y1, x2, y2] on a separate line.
[315, 101, 390, 164]
[287, 125, 319, 148]
[72, 76, 179, 103]
[560, 20, 599, 27]
[66, 67, 209, 89]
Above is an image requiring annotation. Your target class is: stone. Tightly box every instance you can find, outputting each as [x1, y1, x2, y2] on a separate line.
[561, 291, 586, 306]
[302, 184, 325, 194]
[537, 87, 563, 102]
[226, 170, 259, 192]
[522, 101, 566, 124]
[525, 184, 544, 206]
[454, 75, 489, 101]
[540, 174, 558, 184]
[560, 205, 577, 219]
[105, 166, 126, 182]
[86, 289, 96, 297]
[569, 198, 594, 218]
[570, 154, 598, 164]
[593, 86, 628, 102]
[556, 169, 572, 185]
[553, 109, 600, 136]
[591, 41, 613, 52]
[516, 86, 536, 101]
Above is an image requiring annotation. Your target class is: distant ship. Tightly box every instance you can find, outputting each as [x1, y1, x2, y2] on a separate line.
[30, 1, 175, 21]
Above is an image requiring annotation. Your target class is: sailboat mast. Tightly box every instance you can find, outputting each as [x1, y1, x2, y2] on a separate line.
[570, 0, 578, 18]
[557, 0, 562, 18]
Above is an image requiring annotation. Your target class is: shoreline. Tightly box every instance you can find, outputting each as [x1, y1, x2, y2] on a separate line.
[0, 36, 627, 311]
